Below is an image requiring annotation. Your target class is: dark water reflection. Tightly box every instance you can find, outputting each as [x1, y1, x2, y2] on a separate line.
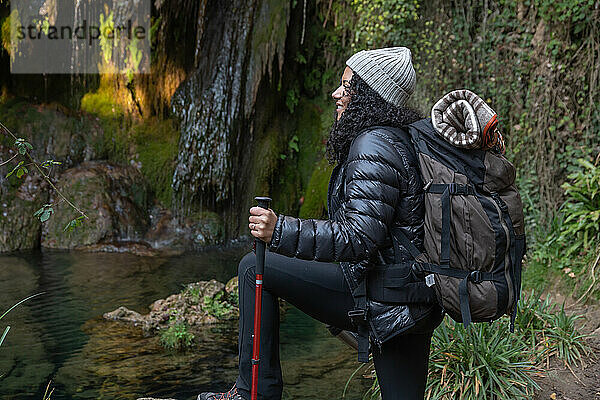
[0, 247, 368, 399]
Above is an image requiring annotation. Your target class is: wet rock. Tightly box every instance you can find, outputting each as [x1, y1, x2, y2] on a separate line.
[41, 161, 150, 249]
[171, 0, 290, 212]
[0, 175, 47, 252]
[0, 100, 102, 171]
[104, 279, 239, 334]
[225, 276, 238, 296]
[137, 398, 176, 400]
[59, 315, 239, 399]
[75, 241, 162, 257]
[144, 206, 224, 250]
[104, 306, 148, 326]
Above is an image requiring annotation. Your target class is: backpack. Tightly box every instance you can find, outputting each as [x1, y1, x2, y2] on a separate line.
[396, 118, 526, 330]
[348, 118, 527, 362]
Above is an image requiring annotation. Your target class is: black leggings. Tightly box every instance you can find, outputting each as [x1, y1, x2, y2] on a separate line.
[234, 251, 436, 400]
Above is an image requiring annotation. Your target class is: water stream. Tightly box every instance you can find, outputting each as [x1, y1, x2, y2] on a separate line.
[0, 246, 369, 399]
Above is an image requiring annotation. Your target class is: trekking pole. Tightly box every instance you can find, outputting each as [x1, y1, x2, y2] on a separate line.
[251, 196, 271, 400]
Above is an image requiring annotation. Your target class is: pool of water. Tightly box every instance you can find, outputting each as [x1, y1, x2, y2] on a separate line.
[0, 246, 370, 399]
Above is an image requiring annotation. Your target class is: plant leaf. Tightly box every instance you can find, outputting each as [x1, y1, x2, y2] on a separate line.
[40, 210, 52, 222]
[0, 326, 10, 347]
[0, 292, 44, 321]
[5, 161, 24, 178]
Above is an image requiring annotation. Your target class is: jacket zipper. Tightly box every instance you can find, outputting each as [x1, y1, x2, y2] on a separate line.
[327, 164, 341, 219]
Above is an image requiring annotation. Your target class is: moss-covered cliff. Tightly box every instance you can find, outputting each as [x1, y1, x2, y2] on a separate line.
[0, 0, 334, 251]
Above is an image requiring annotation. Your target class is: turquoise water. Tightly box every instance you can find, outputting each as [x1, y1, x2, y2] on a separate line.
[0, 246, 369, 399]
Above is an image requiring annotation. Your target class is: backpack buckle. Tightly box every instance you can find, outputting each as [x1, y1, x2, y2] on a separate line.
[348, 309, 367, 325]
[448, 183, 474, 195]
[469, 270, 483, 284]
[411, 262, 425, 279]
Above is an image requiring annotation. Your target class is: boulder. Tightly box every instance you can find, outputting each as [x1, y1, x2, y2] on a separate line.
[103, 306, 147, 326]
[0, 174, 47, 252]
[225, 276, 238, 296]
[41, 161, 149, 249]
[0, 100, 103, 252]
[104, 279, 239, 334]
[144, 206, 224, 250]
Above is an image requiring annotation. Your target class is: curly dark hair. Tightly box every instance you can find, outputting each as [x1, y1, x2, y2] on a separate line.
[326, 73, 422, 164]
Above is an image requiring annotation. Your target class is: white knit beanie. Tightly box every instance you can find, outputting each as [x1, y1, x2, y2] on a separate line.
[346, 47, 416, 107]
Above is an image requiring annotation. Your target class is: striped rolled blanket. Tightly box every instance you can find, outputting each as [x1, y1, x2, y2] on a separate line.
[431, 89, 505, 154]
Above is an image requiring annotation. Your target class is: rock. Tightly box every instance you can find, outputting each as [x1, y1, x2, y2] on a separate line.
[0, 100, 105, 252]
[144, 205, 224, 250]
[104, 279, 239, 335]
[41, 161, 150, 249]
[103, 306, 146, 325]
[225, 276, 238, 296]
[0, 175, 46, 252]
[137, 398, 176, 400]
[193, 280, 226, 300]
[75, 241, 161, 257]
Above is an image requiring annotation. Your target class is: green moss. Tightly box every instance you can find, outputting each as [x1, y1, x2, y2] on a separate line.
[269, 97, 332, 216]
[251, 125, 284, 200]
[79, 84, 179, 208]
[299, 157, 333, 219]
[80, 88, 124, 121]
[0, 97, 104, 164]
[295, 98, 330, 190]
[80, 85, 130, 161]
[202, 292, 236, 319]
[132, 118, 179, 207]
[251, 0, 288, 56]
[0, 98, 49, 134]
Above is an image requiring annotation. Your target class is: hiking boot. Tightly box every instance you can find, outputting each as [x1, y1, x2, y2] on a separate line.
[197, 385, 244, 400]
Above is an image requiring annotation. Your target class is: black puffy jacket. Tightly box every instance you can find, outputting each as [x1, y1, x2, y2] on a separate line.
[268, 125, 440, 346]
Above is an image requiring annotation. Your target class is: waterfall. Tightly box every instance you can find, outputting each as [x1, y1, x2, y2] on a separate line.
[171, 0, 290, 217]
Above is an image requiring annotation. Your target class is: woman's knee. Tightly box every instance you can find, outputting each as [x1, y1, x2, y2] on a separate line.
[238, 252, 256, 282]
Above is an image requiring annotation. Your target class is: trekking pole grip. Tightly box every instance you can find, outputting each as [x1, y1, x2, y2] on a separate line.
[255, 196, 271, 210]
[254, 196, 271, 274]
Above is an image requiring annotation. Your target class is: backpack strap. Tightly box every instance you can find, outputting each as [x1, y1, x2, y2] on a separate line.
[367, 263, 437, 303]
[349, 278, 369, 363]
[426, 183, 476, 266]
[392, 226, 422, 260]
[420, 263, 494, 328]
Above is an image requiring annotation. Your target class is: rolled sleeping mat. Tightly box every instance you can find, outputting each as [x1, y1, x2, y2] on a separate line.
[431, 89, 505, 154]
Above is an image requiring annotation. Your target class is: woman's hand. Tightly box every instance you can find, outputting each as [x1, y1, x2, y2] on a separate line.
[249, 207, 277, 243]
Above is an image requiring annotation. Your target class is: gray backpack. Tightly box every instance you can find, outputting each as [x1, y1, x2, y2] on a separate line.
[398, 118, 526, 330]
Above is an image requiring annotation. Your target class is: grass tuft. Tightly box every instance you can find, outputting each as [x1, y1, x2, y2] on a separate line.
[350, 291, 591, 400]
[159, 317, 195, 351]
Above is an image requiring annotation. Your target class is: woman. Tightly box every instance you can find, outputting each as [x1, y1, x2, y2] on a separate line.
[199, 47, 443, 400]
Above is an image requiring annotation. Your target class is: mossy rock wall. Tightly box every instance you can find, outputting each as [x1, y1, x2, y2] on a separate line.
[41, 161, 149, 249]
[0, 178, 45, 252]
